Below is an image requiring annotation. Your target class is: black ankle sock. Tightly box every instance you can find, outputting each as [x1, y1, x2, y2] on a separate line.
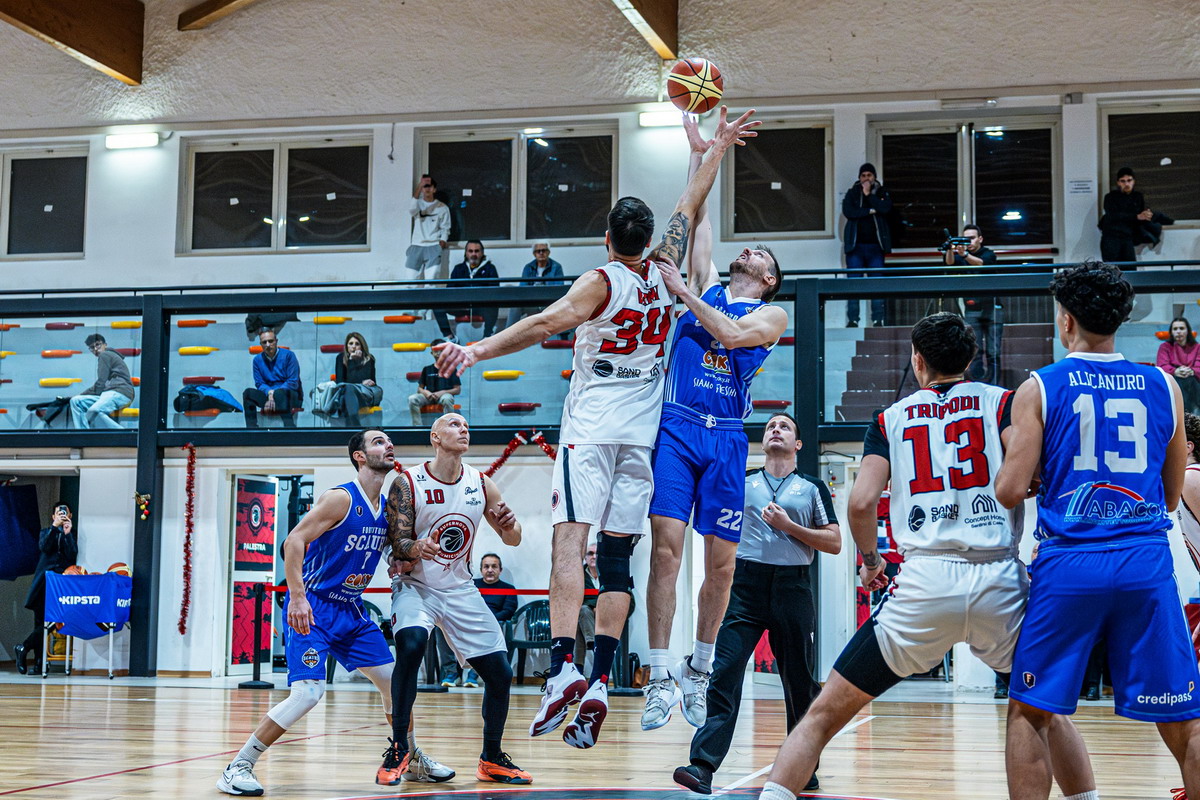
[589, 634, 619, 685]
[550, 636, 575, 676]
[481, 736, 503, 762]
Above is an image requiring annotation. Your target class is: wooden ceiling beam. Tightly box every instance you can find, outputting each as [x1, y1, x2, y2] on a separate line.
[610, 0, 677, 60]
[178, 0, 264, 31]
[0, 0, 144, 85]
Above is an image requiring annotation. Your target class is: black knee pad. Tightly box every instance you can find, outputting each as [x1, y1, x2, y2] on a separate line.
[596, 532, 636, 596]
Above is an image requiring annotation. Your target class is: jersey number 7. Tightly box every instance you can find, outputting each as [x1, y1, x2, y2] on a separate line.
[902, 418, 991, 494]
[600, 307, 671, 357]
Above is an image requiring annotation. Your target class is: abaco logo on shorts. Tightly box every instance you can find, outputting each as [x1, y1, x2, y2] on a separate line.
[1062, 481, 1163, 526]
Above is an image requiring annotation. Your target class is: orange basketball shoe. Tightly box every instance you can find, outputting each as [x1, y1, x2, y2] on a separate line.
[375, 738, 411, 786]
[477, 752, 532, 784]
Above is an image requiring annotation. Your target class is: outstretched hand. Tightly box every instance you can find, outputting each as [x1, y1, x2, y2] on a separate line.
[682, 113, 713, 155]
[711, 107, 761, 150]
[434, 341, 476, 377]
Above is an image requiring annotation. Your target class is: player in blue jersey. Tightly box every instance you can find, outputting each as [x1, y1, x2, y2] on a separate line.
[997, 261, 1200, 800]
[642, 114, 789, 731]
[218, 430, 452, 797]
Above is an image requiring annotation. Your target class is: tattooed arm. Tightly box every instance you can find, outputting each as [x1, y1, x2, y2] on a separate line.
[386, 474, 441, 562]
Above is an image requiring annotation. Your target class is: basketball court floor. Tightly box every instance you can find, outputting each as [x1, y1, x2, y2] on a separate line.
[0, 675, 1179, 799]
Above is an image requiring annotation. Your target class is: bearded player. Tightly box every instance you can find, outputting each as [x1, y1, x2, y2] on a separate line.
[436, 107, 760, 748]
[642, 114, 787, 731]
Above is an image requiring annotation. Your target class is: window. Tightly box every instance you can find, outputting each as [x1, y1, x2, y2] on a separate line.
[185, 138, 370, 253]
[420, 125, 615, 244]
[0, 151, 88, 257]
[878, 132, 957, 249]
[729, 123, 831, 238]
[1106, 108, 1200, 222]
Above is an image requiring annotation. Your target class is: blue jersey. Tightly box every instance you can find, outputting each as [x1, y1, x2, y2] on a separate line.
[663, 284, 773, 420]
[301, 480, 387, 603]
[1033, 352, 1176, 544]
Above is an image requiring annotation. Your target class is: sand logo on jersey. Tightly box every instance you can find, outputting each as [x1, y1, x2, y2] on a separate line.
[908, 505, 926, 532]
[593, 359, 614, 378]
[430, 512, 475, 571]
[1023, 671, 1036, 688]
[1062, 481, 1163, 526]
[302, 648, 321, 668]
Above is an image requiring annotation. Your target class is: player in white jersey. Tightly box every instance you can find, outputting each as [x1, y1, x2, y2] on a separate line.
[383, 413, 532, 785]
[436, 106, 761, 749]
[757, 314, 1096, 800]
[1179, 413, 1200, 574]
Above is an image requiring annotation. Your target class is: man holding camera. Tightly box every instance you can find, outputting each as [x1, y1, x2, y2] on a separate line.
[842, 163, 892, 328]
[943, 224, 1000, 383]
[15, 504, 78, 674]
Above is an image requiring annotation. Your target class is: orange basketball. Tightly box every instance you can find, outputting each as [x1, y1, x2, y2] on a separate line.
[64, 565, 86, 575]
[107, 562, 132, 577]
[667, 58, 724, 114]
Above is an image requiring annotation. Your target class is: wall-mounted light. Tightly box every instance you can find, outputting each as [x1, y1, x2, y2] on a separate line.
[639, 110, 690, 127]
[105, 132, 161, 150]
[523, 127, 544, 135]
[940, 97, 998, 110]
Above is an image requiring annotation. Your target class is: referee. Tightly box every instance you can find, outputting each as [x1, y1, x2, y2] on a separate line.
[672, 412, 841, 794]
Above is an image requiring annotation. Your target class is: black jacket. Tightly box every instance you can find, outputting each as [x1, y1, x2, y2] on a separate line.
[474, 577, 517, 622]
[842, 183, 893, 254]
[1098, 189, 1145, 240]
[449, 260, 500, 287]
[24, 524, 78, 611]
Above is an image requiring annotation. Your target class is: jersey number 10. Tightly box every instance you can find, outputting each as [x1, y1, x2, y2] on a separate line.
[902, 418, 991, 494]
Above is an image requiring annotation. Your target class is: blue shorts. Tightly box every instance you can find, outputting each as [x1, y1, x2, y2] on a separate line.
[1010, 538, 1200, 722]
[648, 408, 749, 542]
[283, 593, 392, 685]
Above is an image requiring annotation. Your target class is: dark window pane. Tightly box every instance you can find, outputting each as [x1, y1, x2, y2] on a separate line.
[192, 150, 275, 250]
[285, 146, 369, 247]
[7, 156, 87, 255]
[733, 127, 826, 233]
[974, 128, 1053, 245]
[880, 133, 958, 249]
[526, 135, 612, 240]
[428, 140, 512, 241]
[1108, 111, 1200, 220]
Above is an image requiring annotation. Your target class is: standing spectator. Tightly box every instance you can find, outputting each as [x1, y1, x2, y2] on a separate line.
[334, 332, 382, 428]
[943, 224, 1001, 383]
[70, 334, 133, 429]
[243, 329, 302, 428]
[408, 340, 461, 425]
[576, 542, 599, 674]
[1099, 166, 1151, 266]
[842, 163, 893, 328]
[1157, 316, 1200, 414]
[405, 175, 450, 283]
[14, 503, 78, 674]
[671, 413, 840, 794]
[506, 241, 566, 333]
[438, 240, 500, 342]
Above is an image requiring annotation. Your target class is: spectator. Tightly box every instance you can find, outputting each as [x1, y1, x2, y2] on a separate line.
[1157, 316, 1200, 414]
[505, 241, 566, 334]
[435, 552, 518, 688]
[70, 334, 134, 429]
[944, 224, 1001, 383]
[408, 340, 461, 425]
[438, 240, 500, 342]
[842, 163, 893, 328]
[1099, 166, 1151, 266]
[405, 175, 450, 283]
[14, 503, 78, 674]
[576, 541, 599, 674]
[334, 332, 381, 427]
[243, 329, 302, 428]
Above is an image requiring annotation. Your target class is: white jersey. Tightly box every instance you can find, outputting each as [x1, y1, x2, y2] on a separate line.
[560, 260, 674, 447]
[874, 381, 1022, 556]
[393, 461, 486, 591]
[1177, 464, 1200, 571]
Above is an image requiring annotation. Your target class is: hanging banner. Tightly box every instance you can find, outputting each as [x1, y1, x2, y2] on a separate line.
[235, 478, 277, 570]
[230, 581, 271, 665]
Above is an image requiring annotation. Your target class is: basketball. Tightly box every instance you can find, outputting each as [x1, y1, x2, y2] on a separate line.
[666, 58, 724, 114]
[63, 565, 86, 575]
[107, 562, 132, 576]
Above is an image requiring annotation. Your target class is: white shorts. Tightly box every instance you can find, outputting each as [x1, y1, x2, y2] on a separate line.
[550, 443, 652, 534]
[390, 581, 507, 665]
[873, 556, 1028, 677]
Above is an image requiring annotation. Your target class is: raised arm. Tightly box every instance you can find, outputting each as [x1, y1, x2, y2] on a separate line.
[681, 114, 719, 294]
[386, 474, 441, 563]
[483, 474, 521, 546]
[996, 378, 1044, 509]
[282, 487, 351, 635]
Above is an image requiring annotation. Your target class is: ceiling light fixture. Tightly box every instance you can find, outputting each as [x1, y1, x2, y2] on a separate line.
[105, 132, 161, 149]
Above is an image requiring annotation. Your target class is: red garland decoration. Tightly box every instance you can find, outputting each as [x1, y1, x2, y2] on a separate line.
[178, 443, 197, 635]
[484, 430, 556, 477]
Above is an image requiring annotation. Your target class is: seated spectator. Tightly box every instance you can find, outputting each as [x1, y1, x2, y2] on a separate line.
[408, 340, 461, 425]
[334, 331, 382, 427]
[1099, 166, 1150, 266]
[437, 240, 500, 342]
[505, 241, 567, 336]
[243, 329, 302, 428]
[70, 334, 134, 429]
[467, 553, 517, 686]
[1157, 316, 1200, 414]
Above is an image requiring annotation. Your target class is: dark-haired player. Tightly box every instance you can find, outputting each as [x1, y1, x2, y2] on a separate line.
[998, 261, 1200, 800]
[643, 114, 788, 731]
[436, 107, 760, 749]
[758, 314, 1095, 800]
[218, 430, 452, 796]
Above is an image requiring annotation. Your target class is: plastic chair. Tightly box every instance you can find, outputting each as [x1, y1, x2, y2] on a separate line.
[507, 599, 551, 684]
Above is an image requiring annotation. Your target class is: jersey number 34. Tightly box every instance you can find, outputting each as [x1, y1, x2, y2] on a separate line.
[600, 307, 671, 357]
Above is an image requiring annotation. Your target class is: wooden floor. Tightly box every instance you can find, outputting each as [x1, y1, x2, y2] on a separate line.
[0, 678, 1184, 799]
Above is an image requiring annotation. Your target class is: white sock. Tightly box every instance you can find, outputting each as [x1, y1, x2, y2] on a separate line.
[236, 734, 268, 767]
[691, 640, 716, 673]
[649, 648, 672, 681]
[1064, 792, 1100, 800]
[760, 781, 797, 800]
[407, 732, 417, 753]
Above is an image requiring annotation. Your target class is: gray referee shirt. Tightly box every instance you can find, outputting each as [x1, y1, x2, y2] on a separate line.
[737, 469, 838, 566]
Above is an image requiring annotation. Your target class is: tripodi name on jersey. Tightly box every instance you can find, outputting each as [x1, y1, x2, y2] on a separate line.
[905, 394, 981, 420]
